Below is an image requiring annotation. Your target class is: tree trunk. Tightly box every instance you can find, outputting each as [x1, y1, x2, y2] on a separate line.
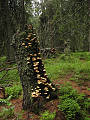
[88, 0, 90, 51]
[20, 0, 25, 31]
[0, 0, 15, 61]
[14, 25, 57, 113]
[88, 30, 90, 52]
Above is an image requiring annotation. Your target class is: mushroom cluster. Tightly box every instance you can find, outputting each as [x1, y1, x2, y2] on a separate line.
[21, 24, 56, 100]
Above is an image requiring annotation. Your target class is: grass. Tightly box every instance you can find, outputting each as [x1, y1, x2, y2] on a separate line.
[44, 52, 90, 83]
[0, 56, 6, 68]
[0, 52, 90, 85]
[0, 69, 20, 85]
[40, 110, 56, 120]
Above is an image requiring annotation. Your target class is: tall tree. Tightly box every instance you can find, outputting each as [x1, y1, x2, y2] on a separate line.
[0, 0, 26, 61]
[39, 0, 89, 52]
[88, 0, 90, 51]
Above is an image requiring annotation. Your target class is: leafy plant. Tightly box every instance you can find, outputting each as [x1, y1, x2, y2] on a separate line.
[0, 106, 14, 119]
[58, 98, 82, 120]
[40, 110, 56, 120]
[0, 95, 12, 106]
[58, 84, 89, 120]
[5, 85, 22, 98]
[87, 87, 90, 91]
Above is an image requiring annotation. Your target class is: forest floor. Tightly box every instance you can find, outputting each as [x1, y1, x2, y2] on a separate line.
[0, 52, 90, 120]
[0, 73, 89, 120]
[2, 73, 89, 120]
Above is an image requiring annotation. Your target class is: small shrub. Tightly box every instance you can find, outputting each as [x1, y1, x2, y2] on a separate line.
[58, 84, 89, 120]
[40, 110, 56, 120]
[0, 106, 14, 119]
[58, 98, 81, 120]
[5, 85, 22, 98]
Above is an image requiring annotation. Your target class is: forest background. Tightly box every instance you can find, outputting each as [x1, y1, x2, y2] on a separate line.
[0, 0, 90, 61]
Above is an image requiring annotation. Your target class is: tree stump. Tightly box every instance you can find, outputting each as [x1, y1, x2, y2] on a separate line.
[14, 24, 57, 113]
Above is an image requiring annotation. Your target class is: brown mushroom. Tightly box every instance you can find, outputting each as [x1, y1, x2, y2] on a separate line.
[35, 70, 39, 73]
[27, 57, 30, 61]
[34, 67, 38, 70]
[26, 38, 30, 40]
[33, 54, 37, 56]
[46, 95, 50, 99]
[37, 80, 42, 84]
[22, 43, 25, 46]
[25, 46, 28, 48]
[37, 74, 41, 79]
[32, 57, 37, 61]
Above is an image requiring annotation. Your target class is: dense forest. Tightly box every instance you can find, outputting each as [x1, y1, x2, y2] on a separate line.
[0, 0, 90, 120]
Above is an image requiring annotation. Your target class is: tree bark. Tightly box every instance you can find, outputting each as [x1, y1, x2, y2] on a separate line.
[88, 0, 90, 51]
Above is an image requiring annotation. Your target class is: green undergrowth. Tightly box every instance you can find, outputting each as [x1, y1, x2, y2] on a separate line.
[0, 95, 12, 106]
[5, 85, 22, 98]
[58, 83, 90, 120]
[0, 106, 24, 120]
[0, 85, 22, 120]
[0, 69, 20, 85]
[40, 110, 56, 120]
[0, 52, 90, 84]
[0, 106, 15, 120]
[0, 56, 17, 69]
[72, 52, 90, 61]
[44, 52, 90, 82]
[0, 56, 7, 68]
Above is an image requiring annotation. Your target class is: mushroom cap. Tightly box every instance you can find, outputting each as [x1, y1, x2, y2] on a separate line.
[27, 57, 30, 60]
[46, 95, 50, 99]
[32, 57, 36, 61]
[37, 57, 41, 60]
[43, 69, 46, 72]
[25, 46, 28, 48]
[27, 61, 30, 64]
[35, 70, 39, 73]
[33, 54, 37, 56]
[33, 62, 39, 66]
[22, 43, 25, 46]
[28, 43, 31, 45]
[44, 87, 48, 91]
[31, 37, 37, 41]
[37, 74, 41, 79]
[37, 80, 42, 84]
[52, 87, 56, 91]
[37, 86, 40, 88]
[26, 37, 30, 40]
[34, 67, 38, 70]
[27, 34, 31, 38]
[38, 53, 41, 55]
